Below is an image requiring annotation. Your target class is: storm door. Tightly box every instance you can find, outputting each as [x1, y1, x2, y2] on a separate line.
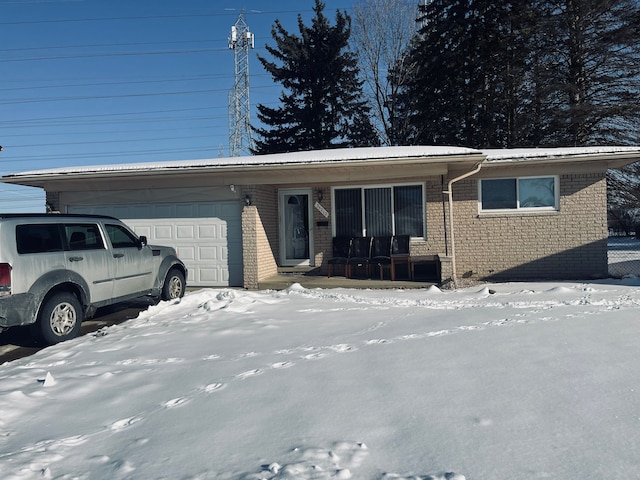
[279, 189, 313, 266]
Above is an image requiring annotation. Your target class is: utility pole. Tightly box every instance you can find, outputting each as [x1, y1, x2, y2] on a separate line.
[228, 13, 255, 157]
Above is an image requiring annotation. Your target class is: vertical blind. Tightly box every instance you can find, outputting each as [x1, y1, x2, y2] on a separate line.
[334, 185, 424, 237]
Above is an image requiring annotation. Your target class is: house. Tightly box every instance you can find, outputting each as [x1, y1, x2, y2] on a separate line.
[3, 145, 640, 289]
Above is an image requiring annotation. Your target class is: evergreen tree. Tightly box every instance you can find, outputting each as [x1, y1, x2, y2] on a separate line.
[253, 0, 378, 154]
[546, 0, 640, 146]
[402, 0, 640, 148]
[403, 0, 536, 148]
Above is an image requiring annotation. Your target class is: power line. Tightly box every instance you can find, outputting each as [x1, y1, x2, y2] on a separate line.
[0, 106, 217, 124]
[8, 134, 218, 149]
[0, 7, 352, 26]
[0, 88, 233, 105]
[0, 146, 222, 163]
[2, 47, 229, 63]
[0, 38, 220, 53]
[0, 75, 233, 92]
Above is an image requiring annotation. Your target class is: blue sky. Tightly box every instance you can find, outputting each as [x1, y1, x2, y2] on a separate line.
[0, 0, 354, 212]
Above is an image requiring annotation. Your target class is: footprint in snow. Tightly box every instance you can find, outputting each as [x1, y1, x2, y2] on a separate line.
[203, 383, 226, 393]
[302, 352, 326, 360]
[202, 354, 222, 361]
[162, 397, 190, 408]
[271, 361, 295, 369]
[365, 338, 391, 345]
[109, 416, 143, 431]
[236, 369, 263, 380]
[329, 344, 356, 353]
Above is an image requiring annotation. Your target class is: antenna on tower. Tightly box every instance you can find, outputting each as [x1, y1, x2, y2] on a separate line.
[228, 13, 255, 157]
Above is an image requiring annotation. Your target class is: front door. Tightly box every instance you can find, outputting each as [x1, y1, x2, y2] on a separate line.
[279, 189, 313, 266]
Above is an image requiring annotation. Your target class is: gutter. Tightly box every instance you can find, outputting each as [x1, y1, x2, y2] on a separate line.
[443, 159, 485, 288]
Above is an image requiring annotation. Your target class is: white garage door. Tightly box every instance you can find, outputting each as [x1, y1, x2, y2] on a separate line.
[67, 202, 243, 287]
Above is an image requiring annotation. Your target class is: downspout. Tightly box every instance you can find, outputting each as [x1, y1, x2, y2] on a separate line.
[443, 159, 485, 288]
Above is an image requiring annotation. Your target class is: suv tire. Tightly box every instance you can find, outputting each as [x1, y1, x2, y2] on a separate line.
[162, 268, 185, 301]
[34, 292, 83, 345]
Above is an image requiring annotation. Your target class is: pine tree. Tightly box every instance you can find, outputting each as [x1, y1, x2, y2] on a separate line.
[401, 0, 640, 148]
[253, 0, 378, 154]
[545, 0, 640, 146]
[403, 0, 536, 148]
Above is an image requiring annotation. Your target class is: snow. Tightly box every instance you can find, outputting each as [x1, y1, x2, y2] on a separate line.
[6, 145, 640, 179]
[4, 146, 479, 178]
[2, 279, 640, 479]
[483, 146, 640, 161]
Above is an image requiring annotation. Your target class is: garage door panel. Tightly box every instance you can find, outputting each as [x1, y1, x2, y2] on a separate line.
[176, 225, 194, 239]
[155, 225, 174, 240]
[200, 268, 221, 283]
[67, 202, 242, 287]
[200, 246, 219, 261]
[197, 224, 220, 239]
[178, 246, 196, 261]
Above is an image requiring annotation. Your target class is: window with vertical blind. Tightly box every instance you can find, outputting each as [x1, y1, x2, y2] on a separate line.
[333, 184, 425, 237]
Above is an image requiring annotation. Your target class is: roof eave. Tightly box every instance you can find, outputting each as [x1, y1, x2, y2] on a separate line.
[1, 153, 484, 188]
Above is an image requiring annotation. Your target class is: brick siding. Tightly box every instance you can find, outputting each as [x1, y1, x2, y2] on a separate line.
[451, 172, 608, 281]
[241, 185, 278, 289]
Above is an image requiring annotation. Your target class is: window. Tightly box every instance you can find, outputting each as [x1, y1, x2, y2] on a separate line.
[106, 223, 140, 248]
[480, 176, 558, 212]
[333, 184, 424, 237]
[16, 224, 64, 254]
[64, 224, 105, 251]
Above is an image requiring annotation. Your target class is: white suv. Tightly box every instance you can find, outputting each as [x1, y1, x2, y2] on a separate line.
[0, 214, 187, 344]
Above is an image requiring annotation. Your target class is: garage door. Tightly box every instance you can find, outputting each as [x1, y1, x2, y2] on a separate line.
[67, 202, 243, 287]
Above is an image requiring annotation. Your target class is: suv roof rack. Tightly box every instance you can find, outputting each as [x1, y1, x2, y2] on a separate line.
[0, 213, 118, 220]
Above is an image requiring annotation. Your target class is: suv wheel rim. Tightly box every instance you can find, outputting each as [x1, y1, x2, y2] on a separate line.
[50, 302, 77, 336]
[168, 276, 183, 299]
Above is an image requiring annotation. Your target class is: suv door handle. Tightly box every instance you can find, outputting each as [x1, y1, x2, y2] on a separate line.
[113, 253, 124, 258]
[68, 256, 84, 262]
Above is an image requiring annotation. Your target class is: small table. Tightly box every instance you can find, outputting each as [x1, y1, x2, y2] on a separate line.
[390, 254, 411, 281]
[409, 255, 441, 282]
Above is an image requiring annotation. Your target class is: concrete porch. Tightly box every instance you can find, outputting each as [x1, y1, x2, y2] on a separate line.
[257, 266, 438, 290]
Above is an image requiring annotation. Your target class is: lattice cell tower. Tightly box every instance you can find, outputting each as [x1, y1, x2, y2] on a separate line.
[228, 13, 255, 157]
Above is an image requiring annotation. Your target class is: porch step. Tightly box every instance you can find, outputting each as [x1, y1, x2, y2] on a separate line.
[277, 266, 319, 275]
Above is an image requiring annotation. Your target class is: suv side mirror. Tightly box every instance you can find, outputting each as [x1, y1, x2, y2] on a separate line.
[138, 235, 148, 247]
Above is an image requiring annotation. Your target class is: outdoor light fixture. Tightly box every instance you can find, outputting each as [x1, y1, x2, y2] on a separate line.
[244, 194, 252, 206]
[317, 189, 324, 203]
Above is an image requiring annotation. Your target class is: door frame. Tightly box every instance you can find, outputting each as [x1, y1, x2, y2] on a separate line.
[279, 188, 314, 267]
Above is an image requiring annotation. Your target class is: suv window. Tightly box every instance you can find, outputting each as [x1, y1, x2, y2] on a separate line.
[64, 224, 105, 251]
[105, 223, 140, 248]
[16, 224, 64, 254]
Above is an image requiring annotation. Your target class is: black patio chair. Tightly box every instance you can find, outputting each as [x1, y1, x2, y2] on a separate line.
[370, 236, 392, 280]
[327, 237, 351, 278]
[346, 236, 372, 278]
[392, 235, 410, 255]
[390, 235, 411, 280]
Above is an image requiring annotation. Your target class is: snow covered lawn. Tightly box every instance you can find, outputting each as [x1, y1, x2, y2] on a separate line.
[1, 280, 640, 479]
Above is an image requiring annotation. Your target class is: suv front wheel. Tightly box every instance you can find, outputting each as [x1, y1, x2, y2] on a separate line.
[162, 268, 185, 301]
[34, 292, 83, 345]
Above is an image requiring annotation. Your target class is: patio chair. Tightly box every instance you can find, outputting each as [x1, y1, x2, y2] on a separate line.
[346, 236, 372, 278]
[327, 237, 351, 278]
[392, 235, 410, 255]
[390, 235, 410, 280]
[370, 236, 392, 280]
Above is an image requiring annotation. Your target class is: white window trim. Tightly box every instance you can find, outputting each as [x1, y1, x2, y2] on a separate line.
[478, 175, 560, 214]
[331, 182, 426, 238]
